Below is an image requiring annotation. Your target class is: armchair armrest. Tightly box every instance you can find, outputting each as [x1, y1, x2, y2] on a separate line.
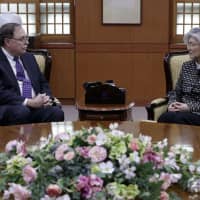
[146, 97, 168, 121]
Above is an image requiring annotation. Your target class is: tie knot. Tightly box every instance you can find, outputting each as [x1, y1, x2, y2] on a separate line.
[13, 56, 20, 62]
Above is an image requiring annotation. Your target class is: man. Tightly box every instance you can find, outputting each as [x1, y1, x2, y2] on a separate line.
[0, 13, 64, 125]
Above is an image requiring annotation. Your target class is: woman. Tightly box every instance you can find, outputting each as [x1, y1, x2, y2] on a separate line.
[158, 27, 200, 126]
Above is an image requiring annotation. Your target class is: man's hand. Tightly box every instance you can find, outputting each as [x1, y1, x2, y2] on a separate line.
[168, 102, 189, 112]
[26, 93, 52, 108]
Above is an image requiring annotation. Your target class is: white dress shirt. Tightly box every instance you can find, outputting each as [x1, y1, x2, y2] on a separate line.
[1, 47, 36, 100]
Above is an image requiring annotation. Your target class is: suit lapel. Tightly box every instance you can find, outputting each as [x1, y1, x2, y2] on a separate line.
[0, 49, 20, 90]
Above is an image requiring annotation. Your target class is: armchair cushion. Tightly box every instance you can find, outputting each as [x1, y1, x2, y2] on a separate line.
[167, 53, 190, 91]
[27, 49, 52, 81]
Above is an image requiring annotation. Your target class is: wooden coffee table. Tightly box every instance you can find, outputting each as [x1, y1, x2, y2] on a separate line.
[76, 98, 135, 120]
[0, 121, 200, 199]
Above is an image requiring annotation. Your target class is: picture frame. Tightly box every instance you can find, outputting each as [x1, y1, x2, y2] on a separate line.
[102, 0, 141, 25]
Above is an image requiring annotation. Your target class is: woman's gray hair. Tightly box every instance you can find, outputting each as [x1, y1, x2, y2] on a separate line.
[183, 27, 200, 45]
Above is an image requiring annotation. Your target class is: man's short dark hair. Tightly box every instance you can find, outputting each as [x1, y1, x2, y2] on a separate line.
[0, 23, 21, 46]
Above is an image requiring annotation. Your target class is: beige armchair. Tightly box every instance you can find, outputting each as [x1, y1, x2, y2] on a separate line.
[27, 49, 52, 81]
[146, 51, 191, 121]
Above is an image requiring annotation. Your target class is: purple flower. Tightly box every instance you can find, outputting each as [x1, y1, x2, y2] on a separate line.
[22, 165, 37, 183]
[89, 174, 103, 192]
[76, 175, 90, 190]
[76, 147, 91, 158]
[143, 150, 163, 167]
[76, 175, 103, 199]
[88, 146, 107, 163]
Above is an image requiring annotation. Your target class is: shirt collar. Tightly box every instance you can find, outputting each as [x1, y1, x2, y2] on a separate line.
[1, 47, 15, 61]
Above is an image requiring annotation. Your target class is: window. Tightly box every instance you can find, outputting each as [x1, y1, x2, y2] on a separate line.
[172, 0, 200, 43]
[0, 0, 73, 42]
[40, 1, 71, 35]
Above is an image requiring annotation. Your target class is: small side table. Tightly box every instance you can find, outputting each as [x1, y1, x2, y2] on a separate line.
[76, 98, 134, 121]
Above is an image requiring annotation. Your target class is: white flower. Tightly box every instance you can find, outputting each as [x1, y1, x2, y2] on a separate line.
[138, 134, 152, 146]
[109, 122, 119, 130]
[180, 154, 188, 164]
[110, 130, 125, 137]
[130, 151, 140, 164]
[188, 178, 200, 193]
[95, 126, 104, 134]
[164, 157, 180, 170]
[170, 173, 182, 183]
[124, 166, 136, 179]
[189, 164, 196, 173]
[57, 194, 71, 200]
[96, 132, 108, 146]
[196, 166, 200, 174]
[118, 155, 130, 169]
[99, 161, 115, 174]
[155, 138, 168, 149]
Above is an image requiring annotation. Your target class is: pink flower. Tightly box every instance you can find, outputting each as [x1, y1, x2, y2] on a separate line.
[76, 175, 90, 190]
[54, 133, 70, 141]
[55, 144, 68, 161]
[4, 183, 31, 200]
[5, 140, 18, 153]
[64, 151, 75, 161]
[129, 139, 139, 151]
[16, 141, 27, 156]
[160, 191, 169, 200]
[159, 173, 182, 190]
[87, 134, 97, 144]
[76, 147, 91, 158]
[88, 146, 107, 163]
[46, 184, 62, 197]
[160, 173, 172, 190]
[143, 150, 163, 167]
[22, 165, 37, 183]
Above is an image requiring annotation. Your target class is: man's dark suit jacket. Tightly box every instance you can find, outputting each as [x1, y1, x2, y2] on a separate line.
[0, 48, 52, 120]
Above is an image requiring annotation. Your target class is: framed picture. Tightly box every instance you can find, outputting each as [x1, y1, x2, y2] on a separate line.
[102, 0, 141, 25]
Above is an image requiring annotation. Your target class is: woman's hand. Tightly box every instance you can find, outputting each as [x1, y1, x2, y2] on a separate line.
[168, 102, 190, 112]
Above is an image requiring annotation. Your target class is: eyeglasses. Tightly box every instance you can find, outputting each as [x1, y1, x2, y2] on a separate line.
[11, 36, 29, 42]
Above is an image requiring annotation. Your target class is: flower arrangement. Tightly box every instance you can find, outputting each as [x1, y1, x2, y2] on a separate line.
[0, 123, 200, 200]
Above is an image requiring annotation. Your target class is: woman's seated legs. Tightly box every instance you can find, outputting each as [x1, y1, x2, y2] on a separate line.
[158, 111, 200, 126]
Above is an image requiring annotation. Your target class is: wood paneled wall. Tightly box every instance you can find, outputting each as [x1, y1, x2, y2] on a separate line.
[46, 0, 171, 105]
[75, 0, 170, 105]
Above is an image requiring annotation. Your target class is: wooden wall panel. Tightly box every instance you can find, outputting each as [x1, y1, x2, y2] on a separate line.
[76, 52, 166, 105]
[48, 49, 75, 99]
[75, 0, 169, 43]
[75, 0, 170, 105]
